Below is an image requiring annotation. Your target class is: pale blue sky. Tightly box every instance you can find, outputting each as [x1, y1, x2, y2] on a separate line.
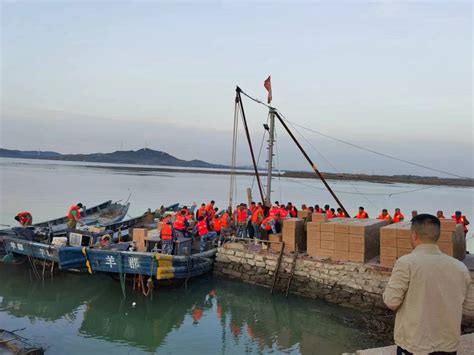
[1, 1, 472, 177]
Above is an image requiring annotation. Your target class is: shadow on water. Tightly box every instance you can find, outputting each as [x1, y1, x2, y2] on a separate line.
[0, 263, 389, 354]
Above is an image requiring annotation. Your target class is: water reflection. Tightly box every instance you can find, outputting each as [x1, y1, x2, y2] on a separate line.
[0, 264, 387, 354]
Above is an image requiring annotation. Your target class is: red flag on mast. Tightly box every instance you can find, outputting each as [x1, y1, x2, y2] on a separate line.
[264, 75, 272, 104]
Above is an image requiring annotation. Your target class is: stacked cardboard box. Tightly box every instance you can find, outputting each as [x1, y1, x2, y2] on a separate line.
[297, 210, 312, 222]
[380, 220, 466, 268]
[307, 218, 389, 262]
[269, 233, 283, 252]
[282, 218, 305, 253]
[132, 228, 148, 252]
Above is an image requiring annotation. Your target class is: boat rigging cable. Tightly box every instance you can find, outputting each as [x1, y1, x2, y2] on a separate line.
[238, 88, 471, 181]
[236, 86, 350, 217]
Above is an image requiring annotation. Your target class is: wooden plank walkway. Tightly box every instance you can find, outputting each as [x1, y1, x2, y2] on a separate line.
[348, 333, 474, 355]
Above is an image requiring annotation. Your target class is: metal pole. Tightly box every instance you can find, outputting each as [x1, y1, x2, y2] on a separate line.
[274, 111, 351, 217]
[236, 87, 266, 205]
[265, 109, 276, 207]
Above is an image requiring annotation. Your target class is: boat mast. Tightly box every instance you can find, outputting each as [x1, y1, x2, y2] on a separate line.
[264, 108, 276, 207]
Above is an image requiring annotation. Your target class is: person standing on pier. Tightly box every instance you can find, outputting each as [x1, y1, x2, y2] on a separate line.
[251, 202, 264, 240]
[378, 209, 392, 221]
[356, 207, 369, 219]
[393, 208, 404, 223]
[236, 203, 249, 238]
[452, 211, 469, 236]
[437, 210, 446, 219]
[383, 214, 474, 355]
[336, 208, 347, 218]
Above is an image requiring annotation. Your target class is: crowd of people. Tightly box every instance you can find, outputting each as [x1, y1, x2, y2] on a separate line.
[13, 202, 470, 254]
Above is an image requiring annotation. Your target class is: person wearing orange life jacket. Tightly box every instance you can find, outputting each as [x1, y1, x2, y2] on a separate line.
[236, 204, 249, 239]
[324, 205, 334, 219]
[452, 211, 469, 235]
[287, 202, 298, 218]
[261, 215, 277, 235]
[220, 208, 232, 239]
[174, 210, 189, 238]
[251, 202, 264, 239]
[196, 203, 207, 220]
[192, 307, 203, 324]
[314, 204, 324, 214]
[355, 206, 369, 219]
[14, 211, 33, 226]
[212, 216, 222, 234]
[378, 209, 392, 221]
[67, 203, 84, 229]
[336, 208, 348, 218]
[197, 216, 217, 252]
[301, 204, 308, 211]
[160, 214, 174, 254]
[206, 201, 216, 219]
[247, 202, 258, 238]
[279, 205, 289, 219]
[393, 208, 404, 223]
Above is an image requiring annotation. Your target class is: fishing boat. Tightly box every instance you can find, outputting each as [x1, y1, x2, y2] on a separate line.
[1, 203, 180, 272]
[0, 329, 44, 355]
[0, 200, 129, 261]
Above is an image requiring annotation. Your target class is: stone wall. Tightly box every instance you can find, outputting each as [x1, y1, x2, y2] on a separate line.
[213, 242, 474, 333]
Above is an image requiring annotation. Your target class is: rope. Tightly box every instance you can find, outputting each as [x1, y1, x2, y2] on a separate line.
[237, 88, 471, 180]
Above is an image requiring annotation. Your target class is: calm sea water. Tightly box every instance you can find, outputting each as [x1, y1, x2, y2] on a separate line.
[0, 158, 473, 354]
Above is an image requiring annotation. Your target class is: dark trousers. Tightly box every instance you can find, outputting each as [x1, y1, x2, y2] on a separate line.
[397, 346, 456, 355]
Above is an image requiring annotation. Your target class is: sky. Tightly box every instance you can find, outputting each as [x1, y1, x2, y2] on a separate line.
[0, 0, 472, 178]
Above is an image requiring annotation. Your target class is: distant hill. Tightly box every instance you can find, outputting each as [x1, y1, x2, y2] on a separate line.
[0, 148, 227, 169]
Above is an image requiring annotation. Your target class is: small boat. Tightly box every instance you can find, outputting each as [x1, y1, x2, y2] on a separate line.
[0, 329, 44, 355]
[0, 199, 130, 259]
[1, 203, 179, 271]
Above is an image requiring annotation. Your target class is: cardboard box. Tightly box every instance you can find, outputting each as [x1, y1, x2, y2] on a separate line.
[312, 213, 328, 222]
[297, 210, 310, 219]
[439, 219, 456, 232]
[269, 233, 283, 252]
[380, 246, 397, 257]
[335, 242, 349, 251]
[380, 225, 397, 239]
[438, 241, 454, 256]
[317, 249, 334, 259]
[380, 234, 397, 248]
[335, 233, 349, 243]
[397, 248, 412, 257]
[132, 228, 148, 252]
[438, 231, 454, 243]
[334, 250, 349, 261]
[321, 223, 335, 232]
[349, 243, 364, 253]
[282, 218, 305, 229]
[321, 232, 335, 241]
[380, 255, 397, 268]
[321, 240, 335, 250]
[348, 252, 364, 263]
[397, 238, 412, 249]
[307, 222, 321, 232]
[350, 235, 365, 244]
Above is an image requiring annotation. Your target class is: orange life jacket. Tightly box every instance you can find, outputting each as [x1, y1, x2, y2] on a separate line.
[197, 208, 207, 219]
[326, 210, 334, 219]
[213, 218, 222, 232]
[393, 213, 404, 223]
[356, 211, 369, 219]
[315, 208, 324, 213]
[192, 308, 203, 322]
[337, 211, 347, 218]
[221, 212, 230, 228]
[269, 207, 280, 219]
[279, 208, 288, 218]
[17, 211, 32, 225]
[161, 218, 173, 240]
[452, 215, 468, 232]
[67, 205, 81, 219]
[197, 219, 209, 237]
[174, 215, 186, 231]
[289, 207, 297, 218]
[251, 207, 263, 223]
[378, 213, 391, 220]
[237, 208, 248, 222]
[261, 216, 273, 231]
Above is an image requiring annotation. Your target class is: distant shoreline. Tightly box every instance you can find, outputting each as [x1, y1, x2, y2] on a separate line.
[3, 156, 472, 188]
